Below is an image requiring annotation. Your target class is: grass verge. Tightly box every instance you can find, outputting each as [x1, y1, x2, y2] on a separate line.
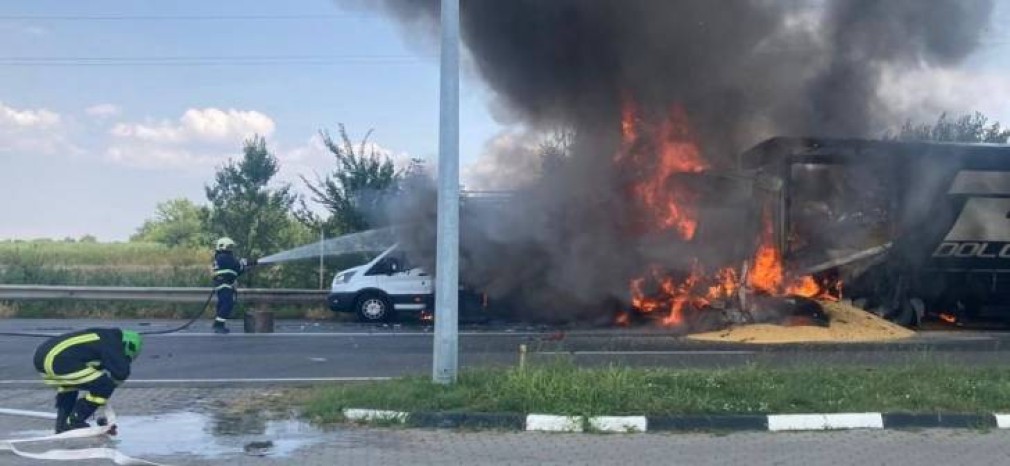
[302, 362, 1010, 423]
[0, 300, 340, 320]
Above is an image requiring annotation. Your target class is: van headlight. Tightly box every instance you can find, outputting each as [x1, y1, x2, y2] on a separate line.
[333, 271, 356, 285]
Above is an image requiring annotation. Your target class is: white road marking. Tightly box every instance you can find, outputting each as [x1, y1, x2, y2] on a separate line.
[538, 350, 755, 355]
[0, 408, 55, 420]
[144, 332, 551, 337]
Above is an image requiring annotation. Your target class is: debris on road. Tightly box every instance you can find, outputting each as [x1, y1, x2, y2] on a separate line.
[686, 301, 914, 344]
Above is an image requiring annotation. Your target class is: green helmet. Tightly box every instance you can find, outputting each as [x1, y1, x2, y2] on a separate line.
[122, 330, 143, 360]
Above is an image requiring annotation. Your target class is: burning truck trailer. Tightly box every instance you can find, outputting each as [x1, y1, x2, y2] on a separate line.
[413, 134, 1000, 334]
[609, 162, 836, 334]
[741, 136, 1010, 327]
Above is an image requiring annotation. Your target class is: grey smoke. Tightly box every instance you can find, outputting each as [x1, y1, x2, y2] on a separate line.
[358, 0, 994, 323]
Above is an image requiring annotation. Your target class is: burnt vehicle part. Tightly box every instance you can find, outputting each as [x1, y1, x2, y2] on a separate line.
[742, 137, 1010, 326]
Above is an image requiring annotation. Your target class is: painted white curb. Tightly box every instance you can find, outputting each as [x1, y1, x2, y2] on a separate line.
[342, 409, 1010, 432]
[526, 414, 583, 432]
[588, 416, 647, 433]
[768, 413, 883, 431]
[343, 408, 408, 423]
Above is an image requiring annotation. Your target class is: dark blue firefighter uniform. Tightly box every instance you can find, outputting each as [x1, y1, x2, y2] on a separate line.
[33, 328, 132, 432]
[212, 250, 245, 332]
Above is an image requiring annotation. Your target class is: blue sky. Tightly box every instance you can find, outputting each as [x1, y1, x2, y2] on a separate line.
[0, 0, 502, 240]
[1, 0, 1008, 241]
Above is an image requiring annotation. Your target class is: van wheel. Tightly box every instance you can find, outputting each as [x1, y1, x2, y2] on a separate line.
[355, 294, 393, 323]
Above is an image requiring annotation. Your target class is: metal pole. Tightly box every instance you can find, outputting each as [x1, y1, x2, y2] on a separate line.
[433, 0, 460, 384]
[318, 228, 325, 290]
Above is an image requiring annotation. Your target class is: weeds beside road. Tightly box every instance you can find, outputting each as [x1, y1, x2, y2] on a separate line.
[303, 362, 1010, 421]
[0, 240, 363, 318]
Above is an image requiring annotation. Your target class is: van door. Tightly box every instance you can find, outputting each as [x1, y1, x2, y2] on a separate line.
[368, 252, 432, 311]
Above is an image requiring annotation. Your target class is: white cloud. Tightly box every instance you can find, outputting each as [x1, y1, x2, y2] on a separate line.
[0, 102, 60, 128]
[0, 102, 78, 155]
[879, 66, 1010, 128]
[85, 104, 122, 119]
[106, 107, 276, 170]
[110, 108, 275, 144]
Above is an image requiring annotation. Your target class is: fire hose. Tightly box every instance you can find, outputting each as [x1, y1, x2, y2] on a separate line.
[0, 406, 169, 465]
[0, 288, 217, 338]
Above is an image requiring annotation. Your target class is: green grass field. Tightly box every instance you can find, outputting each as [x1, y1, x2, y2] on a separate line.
[0, 240, 360, 317]
[0, 240, 357, 288]
[0, 240, 209, 266]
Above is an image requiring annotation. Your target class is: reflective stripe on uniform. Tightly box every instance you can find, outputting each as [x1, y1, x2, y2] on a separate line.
[84, 393, 107, 405]
[50, 366, 96, 380]
[43, 333, 100, 376]
[42, 367, 103, 386]
[213, 269, 238, 276]
[215, 283, 235, 290]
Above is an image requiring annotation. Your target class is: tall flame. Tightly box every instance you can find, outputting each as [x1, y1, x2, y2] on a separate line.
[747, 208, 784, 293]
[617, 100, 706, 240]
[618, 95, 840, 327]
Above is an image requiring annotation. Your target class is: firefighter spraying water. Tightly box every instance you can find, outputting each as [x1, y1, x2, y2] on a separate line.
[211, 237, 258, 334]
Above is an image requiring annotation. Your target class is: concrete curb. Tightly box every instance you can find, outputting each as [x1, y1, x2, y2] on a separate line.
[342, 409, 1010, 432]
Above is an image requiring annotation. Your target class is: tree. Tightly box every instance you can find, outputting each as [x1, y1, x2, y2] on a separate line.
[205, 136, 298, 258]
[895, 112, 1010, 144]
[538, 126, 575, 177]
[131, 198, 212, 247]
[300, 124, 403, 235]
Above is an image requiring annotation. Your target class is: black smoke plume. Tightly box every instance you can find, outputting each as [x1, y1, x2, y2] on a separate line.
[350, 0, 994, 323]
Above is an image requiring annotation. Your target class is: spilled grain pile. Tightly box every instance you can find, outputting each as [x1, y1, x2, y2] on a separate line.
[687, 301, 914, 344]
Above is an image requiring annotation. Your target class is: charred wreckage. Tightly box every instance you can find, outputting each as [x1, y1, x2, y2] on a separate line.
[425, 136, 1010, 332]
[350, 0, 1002, 332]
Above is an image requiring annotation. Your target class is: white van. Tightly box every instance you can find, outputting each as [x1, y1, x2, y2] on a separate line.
[327, 244, 433, 322]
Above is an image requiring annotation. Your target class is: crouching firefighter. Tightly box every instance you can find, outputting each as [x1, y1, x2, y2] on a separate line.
[33, 328, 142, 433]
[211, 237, 257, 334]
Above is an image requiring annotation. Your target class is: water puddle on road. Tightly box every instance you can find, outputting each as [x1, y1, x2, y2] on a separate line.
[20, 411, 333, 460]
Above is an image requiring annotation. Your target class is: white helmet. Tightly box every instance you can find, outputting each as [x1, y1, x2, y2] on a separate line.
[215, 237, 236, 251]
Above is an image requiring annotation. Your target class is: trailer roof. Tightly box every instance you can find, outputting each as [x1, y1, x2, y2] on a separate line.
[740, 136, 1010, 169]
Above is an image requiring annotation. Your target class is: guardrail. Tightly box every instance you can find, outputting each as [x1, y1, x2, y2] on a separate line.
[0, 285, 327, 303]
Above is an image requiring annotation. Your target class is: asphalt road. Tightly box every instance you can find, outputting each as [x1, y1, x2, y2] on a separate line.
[0, 319, 1008, 386]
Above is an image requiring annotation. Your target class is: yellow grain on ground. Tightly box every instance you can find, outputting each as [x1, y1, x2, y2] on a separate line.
[686, 301, 915, 344]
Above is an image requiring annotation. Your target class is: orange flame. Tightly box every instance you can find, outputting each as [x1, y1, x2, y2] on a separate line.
[747, 225, 784, 294]
[785, 276, 821, 297]
[617, 95, 840, 327]
[618, 99, 706, 240]
[707, 268, 739, 301]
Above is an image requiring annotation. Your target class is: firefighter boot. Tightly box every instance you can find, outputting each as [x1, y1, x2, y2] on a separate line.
[213, 320, 230, 334]
[63, 398, 98, 432]
[54, 391, 78, 434]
